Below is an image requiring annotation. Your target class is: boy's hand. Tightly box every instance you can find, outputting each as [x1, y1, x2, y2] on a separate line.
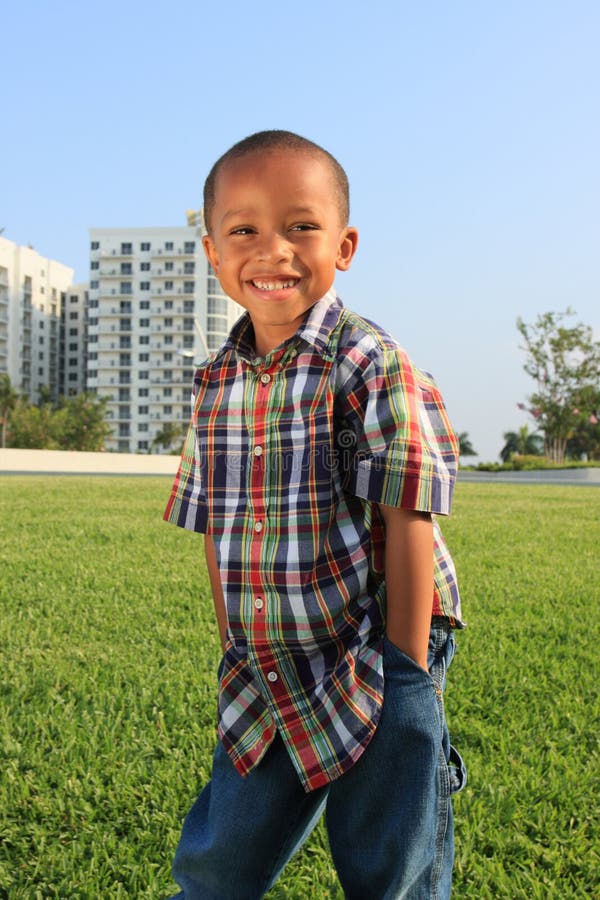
[377, 504, 433, 671]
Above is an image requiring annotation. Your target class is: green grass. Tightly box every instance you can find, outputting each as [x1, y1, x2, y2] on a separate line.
[0, 477, 598, 898]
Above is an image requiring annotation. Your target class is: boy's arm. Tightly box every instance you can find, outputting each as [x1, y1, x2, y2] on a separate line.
[204, 534, 228, 653]
[378, 504, 434, 671]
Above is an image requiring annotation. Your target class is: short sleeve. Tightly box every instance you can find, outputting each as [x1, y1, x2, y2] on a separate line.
[163, 381, 209, 533]
[337, 346, 458, 515]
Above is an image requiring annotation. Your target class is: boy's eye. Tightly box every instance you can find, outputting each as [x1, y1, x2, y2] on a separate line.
[290, 223, 319, 232]
[229, 226, 255, 236]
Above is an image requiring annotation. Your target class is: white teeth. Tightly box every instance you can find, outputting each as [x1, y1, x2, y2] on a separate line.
[252, 279, 297, 291]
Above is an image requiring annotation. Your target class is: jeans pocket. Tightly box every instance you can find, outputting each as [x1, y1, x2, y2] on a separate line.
[383, 636, 437, 691]
[448, 743, 467, 793]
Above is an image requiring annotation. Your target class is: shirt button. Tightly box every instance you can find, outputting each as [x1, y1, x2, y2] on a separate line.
[254, 597, 264, 610]
[267, 671, 278, 683]
[254, 521, 263, 533]
[253, 445, 263, 457]
[260, 373, 271, 385]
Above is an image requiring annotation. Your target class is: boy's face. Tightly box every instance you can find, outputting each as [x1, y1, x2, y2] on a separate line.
[202, 149, 358, 356]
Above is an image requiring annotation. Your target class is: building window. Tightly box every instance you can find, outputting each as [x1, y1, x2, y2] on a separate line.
[138, 405, 149, 415]
[183, 300, 194, 313]
[91, 241, 100, 250]
[140, 300, 150, 310]
[69, 327, 78, 336]
[139, 371, 149, 380]
[120, 318, 131, 330]
[39, 336, 44, 345]
[90, 261, 99, 270]
[89, 334, 98, 343]
[121, 242, 132, 255]
[184, 241, 195, 254]
[139, 353, 149, 362]
[164, 335, 173, 345]
[164, 281, 174, 291]
[120, 282, 132, 295]
[89, 317, 98, 326]
[164, 317, 173, 327]
[184, 281, 195, 294]
[120, 336, 132, 349]
[140, 242, 151, 251]
[121, 262, 133, 275]
[90, 280, 99, 289]
[69, 342, 78, 351]
[138, 387, 149, 397]
[163, 387, 172, 397]
[163, 405, 172, 415]
[184, 261, 195, 274]
[165, 300, 174, 310]
[138, 440, 149, 451]
[165, 261, 174, 272]
[69, 372, 79, 381]
[165, 241, 174, 251]
[88, 352, 98, 360]
[163, 352, 173, 362]
[120, 301, 132, 313]
[140, 282, 150, 291]
[139, 423, 149, 433]
[69, 357, 78, 366]
[163, 370, 173, 381]
[139, 335, 150, 345]
[140, 318, 150, 327]
[69, 311, 78, 320]
[140, 261, 150, 271]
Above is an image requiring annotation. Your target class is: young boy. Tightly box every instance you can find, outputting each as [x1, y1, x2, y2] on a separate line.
[164, 130, 465, 900]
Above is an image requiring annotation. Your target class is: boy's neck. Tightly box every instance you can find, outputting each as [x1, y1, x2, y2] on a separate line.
[250, 308, 315, 359]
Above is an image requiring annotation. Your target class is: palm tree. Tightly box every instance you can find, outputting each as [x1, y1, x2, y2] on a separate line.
[500, 425, 544, 463]
[457, 432, 477, 457]
[0, 374, 19, 448]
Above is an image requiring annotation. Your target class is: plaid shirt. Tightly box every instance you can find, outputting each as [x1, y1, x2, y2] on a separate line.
[164, 290, 462, 791]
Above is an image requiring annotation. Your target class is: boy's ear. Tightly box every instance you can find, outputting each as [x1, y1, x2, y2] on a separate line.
[202, 235, 220, 275]
[336, 227, 359, 272]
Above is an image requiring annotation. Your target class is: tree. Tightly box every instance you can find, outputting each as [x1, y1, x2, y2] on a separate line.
[500, 425, 544, 463]
[151, 422, 186, 453]
[457, 432, 477, 457]
[0, 374, 19, 448]
[517, 309, 600, 464]
[6, 392, 111, 451]
[7, 399, 58, 449]
[52, 394, 112, 451]
[566, 386, 600, 461]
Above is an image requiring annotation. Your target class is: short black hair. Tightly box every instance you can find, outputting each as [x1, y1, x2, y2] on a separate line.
[203, 130, 350, 235]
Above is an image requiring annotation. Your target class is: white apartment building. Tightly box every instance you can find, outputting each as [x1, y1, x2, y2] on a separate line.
[0, 236, 74, 403]
[60, 283, 89, 396]
[88, 225, 241, 453]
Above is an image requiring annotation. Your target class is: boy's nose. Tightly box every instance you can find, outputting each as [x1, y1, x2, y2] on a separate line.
[256, 231, 292, 263]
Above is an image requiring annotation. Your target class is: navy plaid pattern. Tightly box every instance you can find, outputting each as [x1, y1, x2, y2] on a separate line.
[165, 291, 462, 790]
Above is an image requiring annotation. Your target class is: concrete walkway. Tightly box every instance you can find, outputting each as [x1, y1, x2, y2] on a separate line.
[0, 448, 179, 475]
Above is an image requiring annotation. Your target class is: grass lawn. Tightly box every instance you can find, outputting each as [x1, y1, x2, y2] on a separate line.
[0, 477, 598, 898]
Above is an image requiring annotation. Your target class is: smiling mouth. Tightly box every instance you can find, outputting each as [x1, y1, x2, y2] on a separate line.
[251, 278, 299, 291]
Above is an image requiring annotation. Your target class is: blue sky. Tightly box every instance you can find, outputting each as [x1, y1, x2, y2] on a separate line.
[4, 0, 599, 461]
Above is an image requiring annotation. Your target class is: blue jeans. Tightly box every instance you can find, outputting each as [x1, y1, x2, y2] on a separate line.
[168, 619, 465, 899]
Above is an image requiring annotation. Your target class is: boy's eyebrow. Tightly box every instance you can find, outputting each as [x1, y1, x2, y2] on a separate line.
[220, 204, 324, 224]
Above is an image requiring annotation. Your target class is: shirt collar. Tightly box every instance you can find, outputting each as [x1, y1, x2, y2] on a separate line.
[219, 288, 344, 363]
